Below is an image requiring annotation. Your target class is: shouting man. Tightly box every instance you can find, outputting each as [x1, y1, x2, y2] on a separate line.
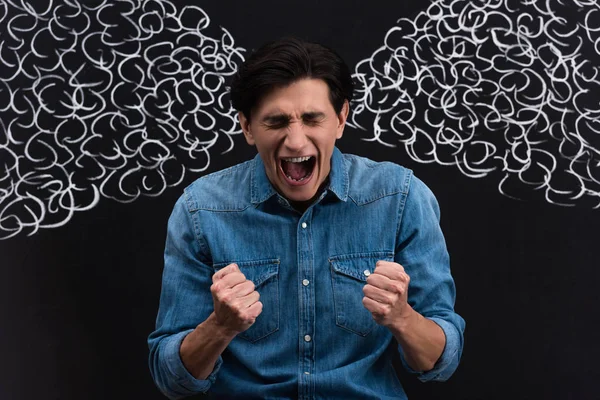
[148, 37, 465, 399]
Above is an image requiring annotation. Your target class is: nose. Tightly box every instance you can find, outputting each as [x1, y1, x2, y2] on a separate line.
[283, 121, 308, 152]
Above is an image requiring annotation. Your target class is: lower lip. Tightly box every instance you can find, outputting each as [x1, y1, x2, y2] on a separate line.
[279, 163, 314, 187]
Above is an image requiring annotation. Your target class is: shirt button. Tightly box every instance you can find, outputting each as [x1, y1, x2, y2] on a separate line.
[301, 222, 307, 229]
[363, 270, 371, 277]
[304, 371, 310, 375]
[304, 335, 311, 342]
[302, 279, 310, 286]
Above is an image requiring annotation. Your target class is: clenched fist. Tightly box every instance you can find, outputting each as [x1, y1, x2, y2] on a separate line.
[362, 260, 411, 328]
[211, 263, 263, 334]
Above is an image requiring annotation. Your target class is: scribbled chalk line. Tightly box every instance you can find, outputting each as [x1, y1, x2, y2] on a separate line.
[1, 0, 600, 239]
[351, 0, 600, 207]
[0, 1, 246, 239]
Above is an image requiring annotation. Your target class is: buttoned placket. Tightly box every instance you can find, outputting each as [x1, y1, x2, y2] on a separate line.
[297, 208, 315, 400]
[297, 191, 331, 399]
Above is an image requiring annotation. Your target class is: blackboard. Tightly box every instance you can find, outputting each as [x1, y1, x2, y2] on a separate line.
[1, 1, 599, 399]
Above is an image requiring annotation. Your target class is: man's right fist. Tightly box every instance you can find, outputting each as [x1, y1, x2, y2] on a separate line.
[210, 263, 263, 334]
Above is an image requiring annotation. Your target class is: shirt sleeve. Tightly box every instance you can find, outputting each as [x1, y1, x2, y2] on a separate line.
[394, 174, 466, 382]
[148, 192, 222, 399]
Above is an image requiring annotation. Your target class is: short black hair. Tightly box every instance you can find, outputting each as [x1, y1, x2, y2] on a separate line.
[230, 37, 353, 121]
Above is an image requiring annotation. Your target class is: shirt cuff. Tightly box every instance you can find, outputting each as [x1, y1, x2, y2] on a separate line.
[398, 317, 460, 382]
[164, 329, 223, 394]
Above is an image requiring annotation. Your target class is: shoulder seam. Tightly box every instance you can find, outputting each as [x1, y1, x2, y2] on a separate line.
[183, 160, 253, 212]
[396, 170, 413, 241]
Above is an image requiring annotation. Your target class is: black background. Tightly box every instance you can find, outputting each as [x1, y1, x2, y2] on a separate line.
[1, 1, 599, 399]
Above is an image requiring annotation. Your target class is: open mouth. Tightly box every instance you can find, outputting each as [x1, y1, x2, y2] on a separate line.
[280, 156, 316, 184]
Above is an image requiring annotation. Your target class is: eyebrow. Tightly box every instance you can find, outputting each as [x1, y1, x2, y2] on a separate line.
[302, 111, 326, 120]
[261, 112, 326, 124]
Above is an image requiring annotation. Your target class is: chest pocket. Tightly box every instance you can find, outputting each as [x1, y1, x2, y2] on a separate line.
[329, 252, 394, 337]
[213, 258, 280, 343]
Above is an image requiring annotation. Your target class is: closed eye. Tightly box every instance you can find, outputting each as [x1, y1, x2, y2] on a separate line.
[260, 112, 325, 129]
[263, 123, 285, 130]
[302, 112, 325, 126]
[302, 119, 321, 126]
[262, 115, 290, 130]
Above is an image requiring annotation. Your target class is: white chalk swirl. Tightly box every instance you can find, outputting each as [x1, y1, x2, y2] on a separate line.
[2, 0, 600, 240]
[350, 0, 600, 208]
[0, 0, 245, 239]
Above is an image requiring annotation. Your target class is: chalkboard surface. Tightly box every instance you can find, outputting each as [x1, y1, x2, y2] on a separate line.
[1, 1, 599, 399]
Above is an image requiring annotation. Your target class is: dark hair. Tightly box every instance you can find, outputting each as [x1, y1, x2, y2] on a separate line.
[230, 37, 353, 121]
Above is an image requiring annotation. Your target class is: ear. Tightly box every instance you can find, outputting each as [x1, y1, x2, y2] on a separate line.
[335, 100, 350, 140]
[239, 112, 255, 146]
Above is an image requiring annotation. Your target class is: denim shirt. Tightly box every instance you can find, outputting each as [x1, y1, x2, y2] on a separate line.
[148, 147, 465, 400]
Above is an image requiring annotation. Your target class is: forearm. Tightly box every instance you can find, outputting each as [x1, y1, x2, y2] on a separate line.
[390, 305, 446, 372]
[180, 312, 237, 380]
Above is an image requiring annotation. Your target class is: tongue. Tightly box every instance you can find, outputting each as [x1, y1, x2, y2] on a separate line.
[283, 160, 310, 180]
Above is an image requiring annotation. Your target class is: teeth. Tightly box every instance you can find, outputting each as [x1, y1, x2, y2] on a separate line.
[286, 174, 307, 182]
[282, 156, 311, 163]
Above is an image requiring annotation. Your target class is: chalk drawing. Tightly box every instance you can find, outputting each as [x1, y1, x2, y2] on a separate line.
[351, 0, 600, 208]
[0, 1, 244, 239]
[2, 0, 600, 239]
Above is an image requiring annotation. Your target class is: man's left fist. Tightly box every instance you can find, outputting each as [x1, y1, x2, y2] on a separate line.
[362, 260, 411, 327]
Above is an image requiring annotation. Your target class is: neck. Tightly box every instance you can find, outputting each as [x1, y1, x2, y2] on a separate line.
[288, 177, 330, 213]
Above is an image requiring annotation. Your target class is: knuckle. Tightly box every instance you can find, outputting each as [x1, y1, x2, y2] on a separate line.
[382, 295, 393, 305]
[219, 292, 231, 304]
[249, 303, 262, 318]
[232, 302, 244, 314]
[210, 282, 219, 294]
[392, 283, 404, 294]
[231, 271, 242, 280]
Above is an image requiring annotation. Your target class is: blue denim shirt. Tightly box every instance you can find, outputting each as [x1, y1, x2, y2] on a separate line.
[148, 147, 465, 400]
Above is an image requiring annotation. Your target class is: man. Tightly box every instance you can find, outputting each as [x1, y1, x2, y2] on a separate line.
[148, 37, 465, 399]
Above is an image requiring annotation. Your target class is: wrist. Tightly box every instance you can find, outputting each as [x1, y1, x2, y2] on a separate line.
[389, 305, 418, 336]
[205, 312, 239, 340]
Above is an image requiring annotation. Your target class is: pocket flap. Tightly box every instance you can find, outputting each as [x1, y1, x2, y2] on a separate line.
[214, 258, 280, 287]
[329, 251, 394, 282]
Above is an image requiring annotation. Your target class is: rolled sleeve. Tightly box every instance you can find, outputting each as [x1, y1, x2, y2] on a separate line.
[148, 193, 220, 399]
[398, 317, 461, 382]
[395, 174, 465, 382]
[161, 330, 222, 397]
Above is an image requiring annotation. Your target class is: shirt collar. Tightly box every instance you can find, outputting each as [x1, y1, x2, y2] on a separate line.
[250, 146, 349, 205]
[326, 147, 349, 202]
[250, 154, 277, 204]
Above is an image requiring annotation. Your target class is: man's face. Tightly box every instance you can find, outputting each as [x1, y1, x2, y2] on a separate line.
[240, 78, 349, 208]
